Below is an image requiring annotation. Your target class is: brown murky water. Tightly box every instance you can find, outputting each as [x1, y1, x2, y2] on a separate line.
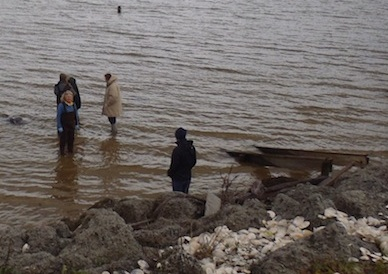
[0, 0, 387, 226]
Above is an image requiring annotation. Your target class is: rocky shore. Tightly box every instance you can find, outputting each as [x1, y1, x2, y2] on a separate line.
[0, 161, 387, 274]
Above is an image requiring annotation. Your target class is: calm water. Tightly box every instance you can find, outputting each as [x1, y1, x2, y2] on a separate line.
[0, 0, 387, 226]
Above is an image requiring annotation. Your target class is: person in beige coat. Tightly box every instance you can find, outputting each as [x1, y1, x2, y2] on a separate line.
[102, 73, 122, 134]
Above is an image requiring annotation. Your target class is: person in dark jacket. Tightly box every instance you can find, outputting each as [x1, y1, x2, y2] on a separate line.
[54, 74, 81, 109]
[57, 90, 80, 155]
[167, 127, 197, 193]
[54, 73, 73, 106]
[68, 76, 81, 109]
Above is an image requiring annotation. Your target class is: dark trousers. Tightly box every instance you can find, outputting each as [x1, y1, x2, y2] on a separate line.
[59, 127, 75, 154]
[172, 179, 191, 194]
[108, 117, 116, 125]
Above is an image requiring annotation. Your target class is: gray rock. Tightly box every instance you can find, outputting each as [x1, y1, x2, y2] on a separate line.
[204, 192, 221, 216]
[59, 208, 144, 271]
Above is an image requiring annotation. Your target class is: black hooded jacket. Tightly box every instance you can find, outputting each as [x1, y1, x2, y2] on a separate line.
[168, 139, 196, 181]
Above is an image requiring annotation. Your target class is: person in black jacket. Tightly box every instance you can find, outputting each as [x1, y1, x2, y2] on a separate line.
[54, 74, 81, 110]
[68, 76, 81, 109]
[168, 127, 197, 194]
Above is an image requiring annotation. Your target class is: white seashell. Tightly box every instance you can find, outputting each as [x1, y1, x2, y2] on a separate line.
[275, 226, 287, 240]
[130, 270, 144, 274]
[277, 219, 288, 227]
[156, 262, 162, 269]
[248, 227, 261, 234]
[137, 260, 149, 270]
[252, 238, 270, 246]
[324, 207, 338, 218]
[188, 240, 201, 255]
[336, 210, 348, 218]
[223, 237, 237, 249]
[348, 257, 359, 262]
[367, 216, 383, 226]
[267, 210, 276, 219]
[247, 232, 256, 240]
[293, 216, 310, 229]
[313, 226, 325, 233]
[360, 255, 370, 261]
[198, 232, 213, 245]
[360, 247, 371, 256]
[22, 243, 30, 253]
[370, 253, 382, 261]
[302, 230, 313, 238]
[101, 271, 110, 274]
[202, 261, 216, 274]
[318, 214, 326, 220]
[261, 242, 274, 254]
[377, 236, 388, 256]
[238, 229, 249, 235]
[289, 231, 305, 240]
[215, 266, 234, 274]
[248, 248, 259, 258]
[212, 248, 226, 262]
[178, 236, 191, 245]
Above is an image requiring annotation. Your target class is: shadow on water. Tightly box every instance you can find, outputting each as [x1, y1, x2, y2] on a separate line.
[100, 137, 121, 165]
[52, 156, 79, 202]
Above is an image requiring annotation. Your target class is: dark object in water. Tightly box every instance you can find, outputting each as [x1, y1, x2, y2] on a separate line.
[8, 116, 27, 125]
[255, 146, 369, 167]
[117, 6, 121, 13]
[226, 150, 333, 172]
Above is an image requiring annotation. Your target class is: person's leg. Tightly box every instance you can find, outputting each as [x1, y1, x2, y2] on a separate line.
[59, 131, 66, 155]
[183, 180, 191, 194]
[108, 117, 117, 134]
[67, 127, 75, 153]
[172, 180, 190, 193]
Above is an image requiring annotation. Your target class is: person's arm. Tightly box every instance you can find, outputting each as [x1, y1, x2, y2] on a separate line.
[105, 85, 119, 106]
[75, 106, 80, 128]
[56, 103, 64, 132]
[54, 84, 59, 95]
[168, 149, 179, 178]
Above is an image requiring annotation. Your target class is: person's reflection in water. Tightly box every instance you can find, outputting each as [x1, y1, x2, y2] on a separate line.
[100, 137, 121, 165]
[53, 156, 79, 201]
[100, 137, 121, 195]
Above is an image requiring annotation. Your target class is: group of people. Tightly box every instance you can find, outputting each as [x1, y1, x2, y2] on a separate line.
[54, 73, 122, 155]
[54, 73, 197, 193]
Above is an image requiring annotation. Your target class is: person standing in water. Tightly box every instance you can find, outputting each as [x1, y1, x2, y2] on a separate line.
[54, 73, 73, 106]
[168, 127, 197, 194]
[102, 73, 122, 135]
[68, 76, 81, 110]
[57, 90, 80, 155]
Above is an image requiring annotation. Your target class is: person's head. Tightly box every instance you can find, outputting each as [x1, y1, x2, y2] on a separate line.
[59, 73, 68, 82]
[61, 90, 74, 104]
[68, 77, 76, 85]
[175, 127, 187, 140]
[104, 73, 112, 82]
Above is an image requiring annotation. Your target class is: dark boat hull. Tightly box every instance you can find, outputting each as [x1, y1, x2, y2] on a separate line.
[255, 146, 369, 167]
[226, 151, 332, 171]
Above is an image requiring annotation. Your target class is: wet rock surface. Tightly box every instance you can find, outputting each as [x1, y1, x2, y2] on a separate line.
[0, 162, 387, 273]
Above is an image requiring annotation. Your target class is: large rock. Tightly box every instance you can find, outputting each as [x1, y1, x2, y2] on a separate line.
[59, 208, 144, 271]
[250, 222, 380, 274]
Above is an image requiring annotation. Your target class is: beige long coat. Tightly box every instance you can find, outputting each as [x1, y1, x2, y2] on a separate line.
[102, 75, 123, 117]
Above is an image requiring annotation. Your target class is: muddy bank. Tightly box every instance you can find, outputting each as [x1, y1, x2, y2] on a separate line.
[0, 161, 387, 273]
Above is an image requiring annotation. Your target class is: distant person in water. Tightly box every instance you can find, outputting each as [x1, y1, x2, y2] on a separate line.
[57, 90, 80, 156]
[102, 73, 122, 135]
[54, 73, 73, 106]
[168, 127, 197, 194]
[68, 76, 81, 109]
